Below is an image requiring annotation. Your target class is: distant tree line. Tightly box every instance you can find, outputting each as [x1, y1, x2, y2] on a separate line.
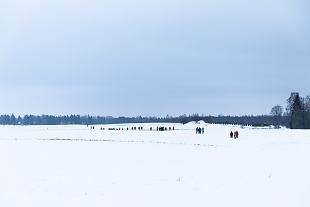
[0, 92, 308, 129]
[0, 114, 186, 125]
[199, 115, 274, 126]
[0, 113, 274, 127]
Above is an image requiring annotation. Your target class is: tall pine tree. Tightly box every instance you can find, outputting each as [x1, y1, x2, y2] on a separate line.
[287, 92, 305, 129]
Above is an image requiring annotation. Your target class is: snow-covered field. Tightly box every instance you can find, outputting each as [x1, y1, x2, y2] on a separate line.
[1, 122, 310, 207]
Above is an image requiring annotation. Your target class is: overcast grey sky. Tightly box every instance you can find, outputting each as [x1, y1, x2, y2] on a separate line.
[1, 0, 309, 116]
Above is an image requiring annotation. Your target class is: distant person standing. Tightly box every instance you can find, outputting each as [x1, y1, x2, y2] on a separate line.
[233, 131, 239, 139]
[230, 131, 233, 138]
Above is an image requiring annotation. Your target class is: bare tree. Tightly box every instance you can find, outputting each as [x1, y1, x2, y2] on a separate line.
[270, 105, 283, 128]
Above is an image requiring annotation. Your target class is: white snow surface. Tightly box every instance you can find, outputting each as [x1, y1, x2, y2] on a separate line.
[1, 122, 310, 207]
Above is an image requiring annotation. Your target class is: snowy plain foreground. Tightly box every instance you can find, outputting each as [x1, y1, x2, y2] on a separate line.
[1, 122, 310, 207]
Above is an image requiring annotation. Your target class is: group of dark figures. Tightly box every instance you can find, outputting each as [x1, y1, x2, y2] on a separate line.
[88, 125, 175, 131]
[196, 127, 205, 134]
[156, 126, 175, 131]
[230, 131, 239, 139]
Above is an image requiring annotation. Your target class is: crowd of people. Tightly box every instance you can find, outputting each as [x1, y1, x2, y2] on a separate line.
[89, 125, 240, 138]
[88, 125, 175, 131]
